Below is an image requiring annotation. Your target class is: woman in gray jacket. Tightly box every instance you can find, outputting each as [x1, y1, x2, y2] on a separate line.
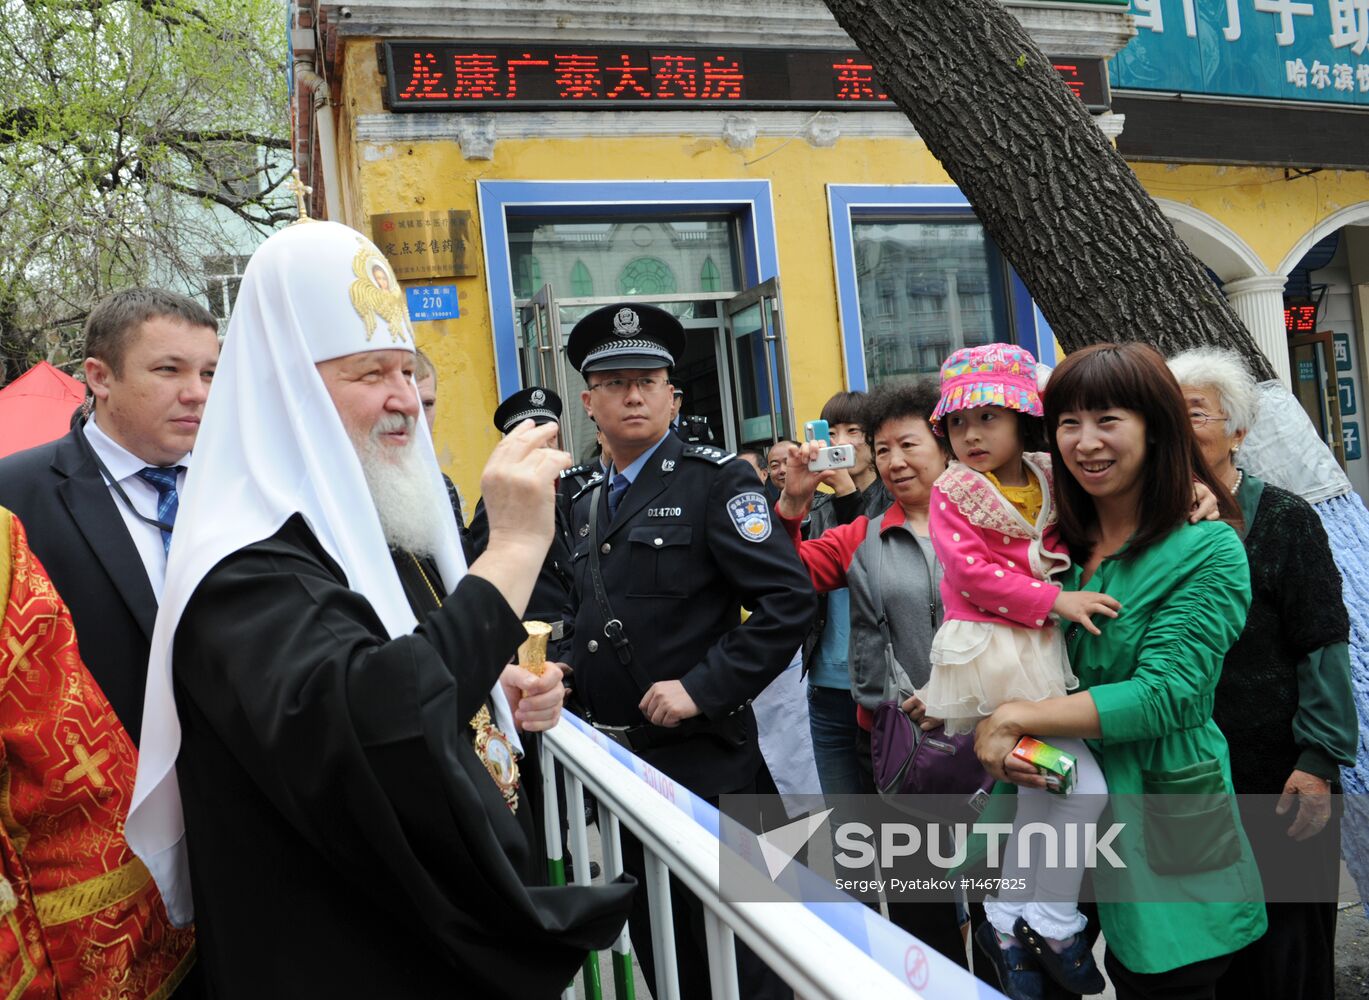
[774, 378, 965, 965]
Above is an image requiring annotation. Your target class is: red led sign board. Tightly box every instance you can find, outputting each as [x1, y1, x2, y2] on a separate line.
[382, 43, 1110, 113]
[1285, 301, 1319, 335]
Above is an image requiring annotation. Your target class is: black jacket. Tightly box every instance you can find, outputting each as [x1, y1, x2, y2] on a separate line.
[0, 425, 158, 736]
[173, 515, 634, 998]
[466, 469, 584, 625]
[559, 432, 815, 798]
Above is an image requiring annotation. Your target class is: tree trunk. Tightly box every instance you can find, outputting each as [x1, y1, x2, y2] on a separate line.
[821, 0, 1277, 382]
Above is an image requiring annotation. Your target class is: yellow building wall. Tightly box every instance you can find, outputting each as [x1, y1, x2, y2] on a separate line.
[337, 42, 1369, 504]
[1131, 162, 1369, 274]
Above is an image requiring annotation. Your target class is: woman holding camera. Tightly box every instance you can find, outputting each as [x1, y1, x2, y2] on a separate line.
[775, 378, 968, 965]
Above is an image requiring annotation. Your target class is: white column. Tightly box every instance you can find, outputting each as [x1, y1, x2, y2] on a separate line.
[1223, 274, 1292, 389]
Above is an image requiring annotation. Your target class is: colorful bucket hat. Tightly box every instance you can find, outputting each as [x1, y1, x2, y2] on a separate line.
[930, 343, 1043, 434]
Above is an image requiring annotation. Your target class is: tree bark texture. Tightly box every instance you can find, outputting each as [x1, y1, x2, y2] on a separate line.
[822, 0, 1278, 381]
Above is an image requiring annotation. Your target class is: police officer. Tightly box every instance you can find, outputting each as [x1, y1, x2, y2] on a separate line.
[560, 302, 814, 1000]
[467, 385, 582, 626]
[669, 386, 719, 445]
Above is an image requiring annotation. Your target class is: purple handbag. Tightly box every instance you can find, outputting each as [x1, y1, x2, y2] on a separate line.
[862, 514, 992, 807]
[871, 702, 990, 800]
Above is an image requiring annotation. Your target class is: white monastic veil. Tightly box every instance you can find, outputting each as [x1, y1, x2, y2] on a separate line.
[126, 221, 519, 925]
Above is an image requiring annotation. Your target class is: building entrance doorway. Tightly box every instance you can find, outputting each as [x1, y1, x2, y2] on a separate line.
[1289, 330, 1348, 468]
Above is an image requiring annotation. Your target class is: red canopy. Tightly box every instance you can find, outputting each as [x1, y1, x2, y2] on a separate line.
[0, 362, 85, 459]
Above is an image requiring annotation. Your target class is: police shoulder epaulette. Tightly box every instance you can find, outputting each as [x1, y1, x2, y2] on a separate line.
[559, 462, 596, 481]
[569, 470, 606, 503]
[681, 444, 736, 465]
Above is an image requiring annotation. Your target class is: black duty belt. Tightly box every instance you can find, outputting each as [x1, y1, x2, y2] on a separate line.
[591, 713, 748, 753]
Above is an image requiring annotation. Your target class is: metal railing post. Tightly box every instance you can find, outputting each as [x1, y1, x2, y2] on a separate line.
[540, 741, 577, 1000]
[601, 814, 636, 1000]
[644, 850, 681, 1000]
[703, 910, 740, 1000]
[564, 770, 604, 1000]
[542, 740, 567, 887]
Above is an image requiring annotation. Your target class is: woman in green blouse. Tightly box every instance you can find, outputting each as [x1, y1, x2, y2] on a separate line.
[974, 343, 1266, 1000]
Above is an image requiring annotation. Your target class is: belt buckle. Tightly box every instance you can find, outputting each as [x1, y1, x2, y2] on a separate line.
[592, 723, 634, 750]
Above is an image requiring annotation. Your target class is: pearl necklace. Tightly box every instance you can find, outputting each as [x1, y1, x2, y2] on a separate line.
[1230, 469, 1243, 496]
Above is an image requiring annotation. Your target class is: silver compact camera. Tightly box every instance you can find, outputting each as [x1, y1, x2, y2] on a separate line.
[803, 419, 856, 472]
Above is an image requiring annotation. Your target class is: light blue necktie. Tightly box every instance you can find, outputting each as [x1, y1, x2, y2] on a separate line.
[135, 466, 182, 554]
[606, 473, 630, 519]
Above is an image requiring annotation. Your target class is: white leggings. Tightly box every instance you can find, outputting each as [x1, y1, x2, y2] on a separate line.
[983, 737, 1108, 941]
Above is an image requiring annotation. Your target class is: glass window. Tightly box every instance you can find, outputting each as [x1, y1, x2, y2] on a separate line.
[569, 259, 594, 297]
[203, 254, 251, 321]
[852, 220, 1013, 383]
[515, 255, 543, 298]
[508, 217, 738, 302]
[619, 257, 677, 296]
[700, 256, 721, 292]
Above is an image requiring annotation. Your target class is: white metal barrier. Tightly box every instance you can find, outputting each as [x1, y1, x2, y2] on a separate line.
[540, 715, 961, 1000]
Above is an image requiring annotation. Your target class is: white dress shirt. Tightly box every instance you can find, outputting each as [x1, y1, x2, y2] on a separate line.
[82, 416, 191, 600]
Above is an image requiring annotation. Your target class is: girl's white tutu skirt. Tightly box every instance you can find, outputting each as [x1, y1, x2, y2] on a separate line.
[918, 620, 1077, 736]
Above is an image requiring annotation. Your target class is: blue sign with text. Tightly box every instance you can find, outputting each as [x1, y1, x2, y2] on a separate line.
[406, 285, 460, 322]
[1336, 331, 1354, 371]
[1340, 376, 1358, 414]
[1345, 420, 1362, 461]
[1110, 1, 1369, 107]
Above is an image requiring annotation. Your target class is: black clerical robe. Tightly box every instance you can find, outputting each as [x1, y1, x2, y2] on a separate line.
[172, 514, 634, 998]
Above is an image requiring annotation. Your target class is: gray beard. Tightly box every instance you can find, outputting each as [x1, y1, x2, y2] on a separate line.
[352, 422, 445, 560]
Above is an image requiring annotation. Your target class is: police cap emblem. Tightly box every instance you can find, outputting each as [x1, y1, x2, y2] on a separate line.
[531, 388, 546, 406]
[612, 308, 641, 337]
[727, 491, 772, 543]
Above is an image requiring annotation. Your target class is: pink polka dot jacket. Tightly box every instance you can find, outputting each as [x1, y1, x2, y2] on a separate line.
[929, 453, 1070, 630]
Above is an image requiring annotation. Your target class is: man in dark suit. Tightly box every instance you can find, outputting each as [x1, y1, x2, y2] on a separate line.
[559, 302, 814, 1000]
[0, 289, 219, 739]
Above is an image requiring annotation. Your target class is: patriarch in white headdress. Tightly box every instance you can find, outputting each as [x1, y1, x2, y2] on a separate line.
[127, 221, 516, 922]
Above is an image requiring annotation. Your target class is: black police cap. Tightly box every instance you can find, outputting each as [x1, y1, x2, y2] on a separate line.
[493, 385, 562, 434]
[565, 303, 686, 375]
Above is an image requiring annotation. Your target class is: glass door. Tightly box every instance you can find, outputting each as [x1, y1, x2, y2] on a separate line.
[725, 278, 794, 451]
[517, 283, 565, 393]
[1289, 331, 1346, 468]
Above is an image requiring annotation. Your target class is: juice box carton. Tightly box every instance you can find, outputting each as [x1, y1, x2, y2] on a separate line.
[1011, 736, 1077, 795]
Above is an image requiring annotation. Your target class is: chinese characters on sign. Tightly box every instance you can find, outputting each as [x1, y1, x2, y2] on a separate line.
[1112, 0, 1369, 106]
[405, 285, 461, 323]
[368, 210, 475, 280]
[384, 44, 1110, 112]
[1335, 331, 1354, 371]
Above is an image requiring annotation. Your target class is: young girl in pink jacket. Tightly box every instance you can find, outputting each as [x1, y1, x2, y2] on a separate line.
[920, 343, 1112, 999]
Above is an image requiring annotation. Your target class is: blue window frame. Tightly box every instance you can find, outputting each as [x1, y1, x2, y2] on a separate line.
[828, 184, 1055, 390]
[478, 179, 780, 399]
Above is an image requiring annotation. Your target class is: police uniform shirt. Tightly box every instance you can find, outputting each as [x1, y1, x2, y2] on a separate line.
[608, 431, 671, 489]
[561, 431, 816, 799]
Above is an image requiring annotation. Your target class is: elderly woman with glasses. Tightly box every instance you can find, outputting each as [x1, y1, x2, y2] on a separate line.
[1168, 347, 1357, 1000]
